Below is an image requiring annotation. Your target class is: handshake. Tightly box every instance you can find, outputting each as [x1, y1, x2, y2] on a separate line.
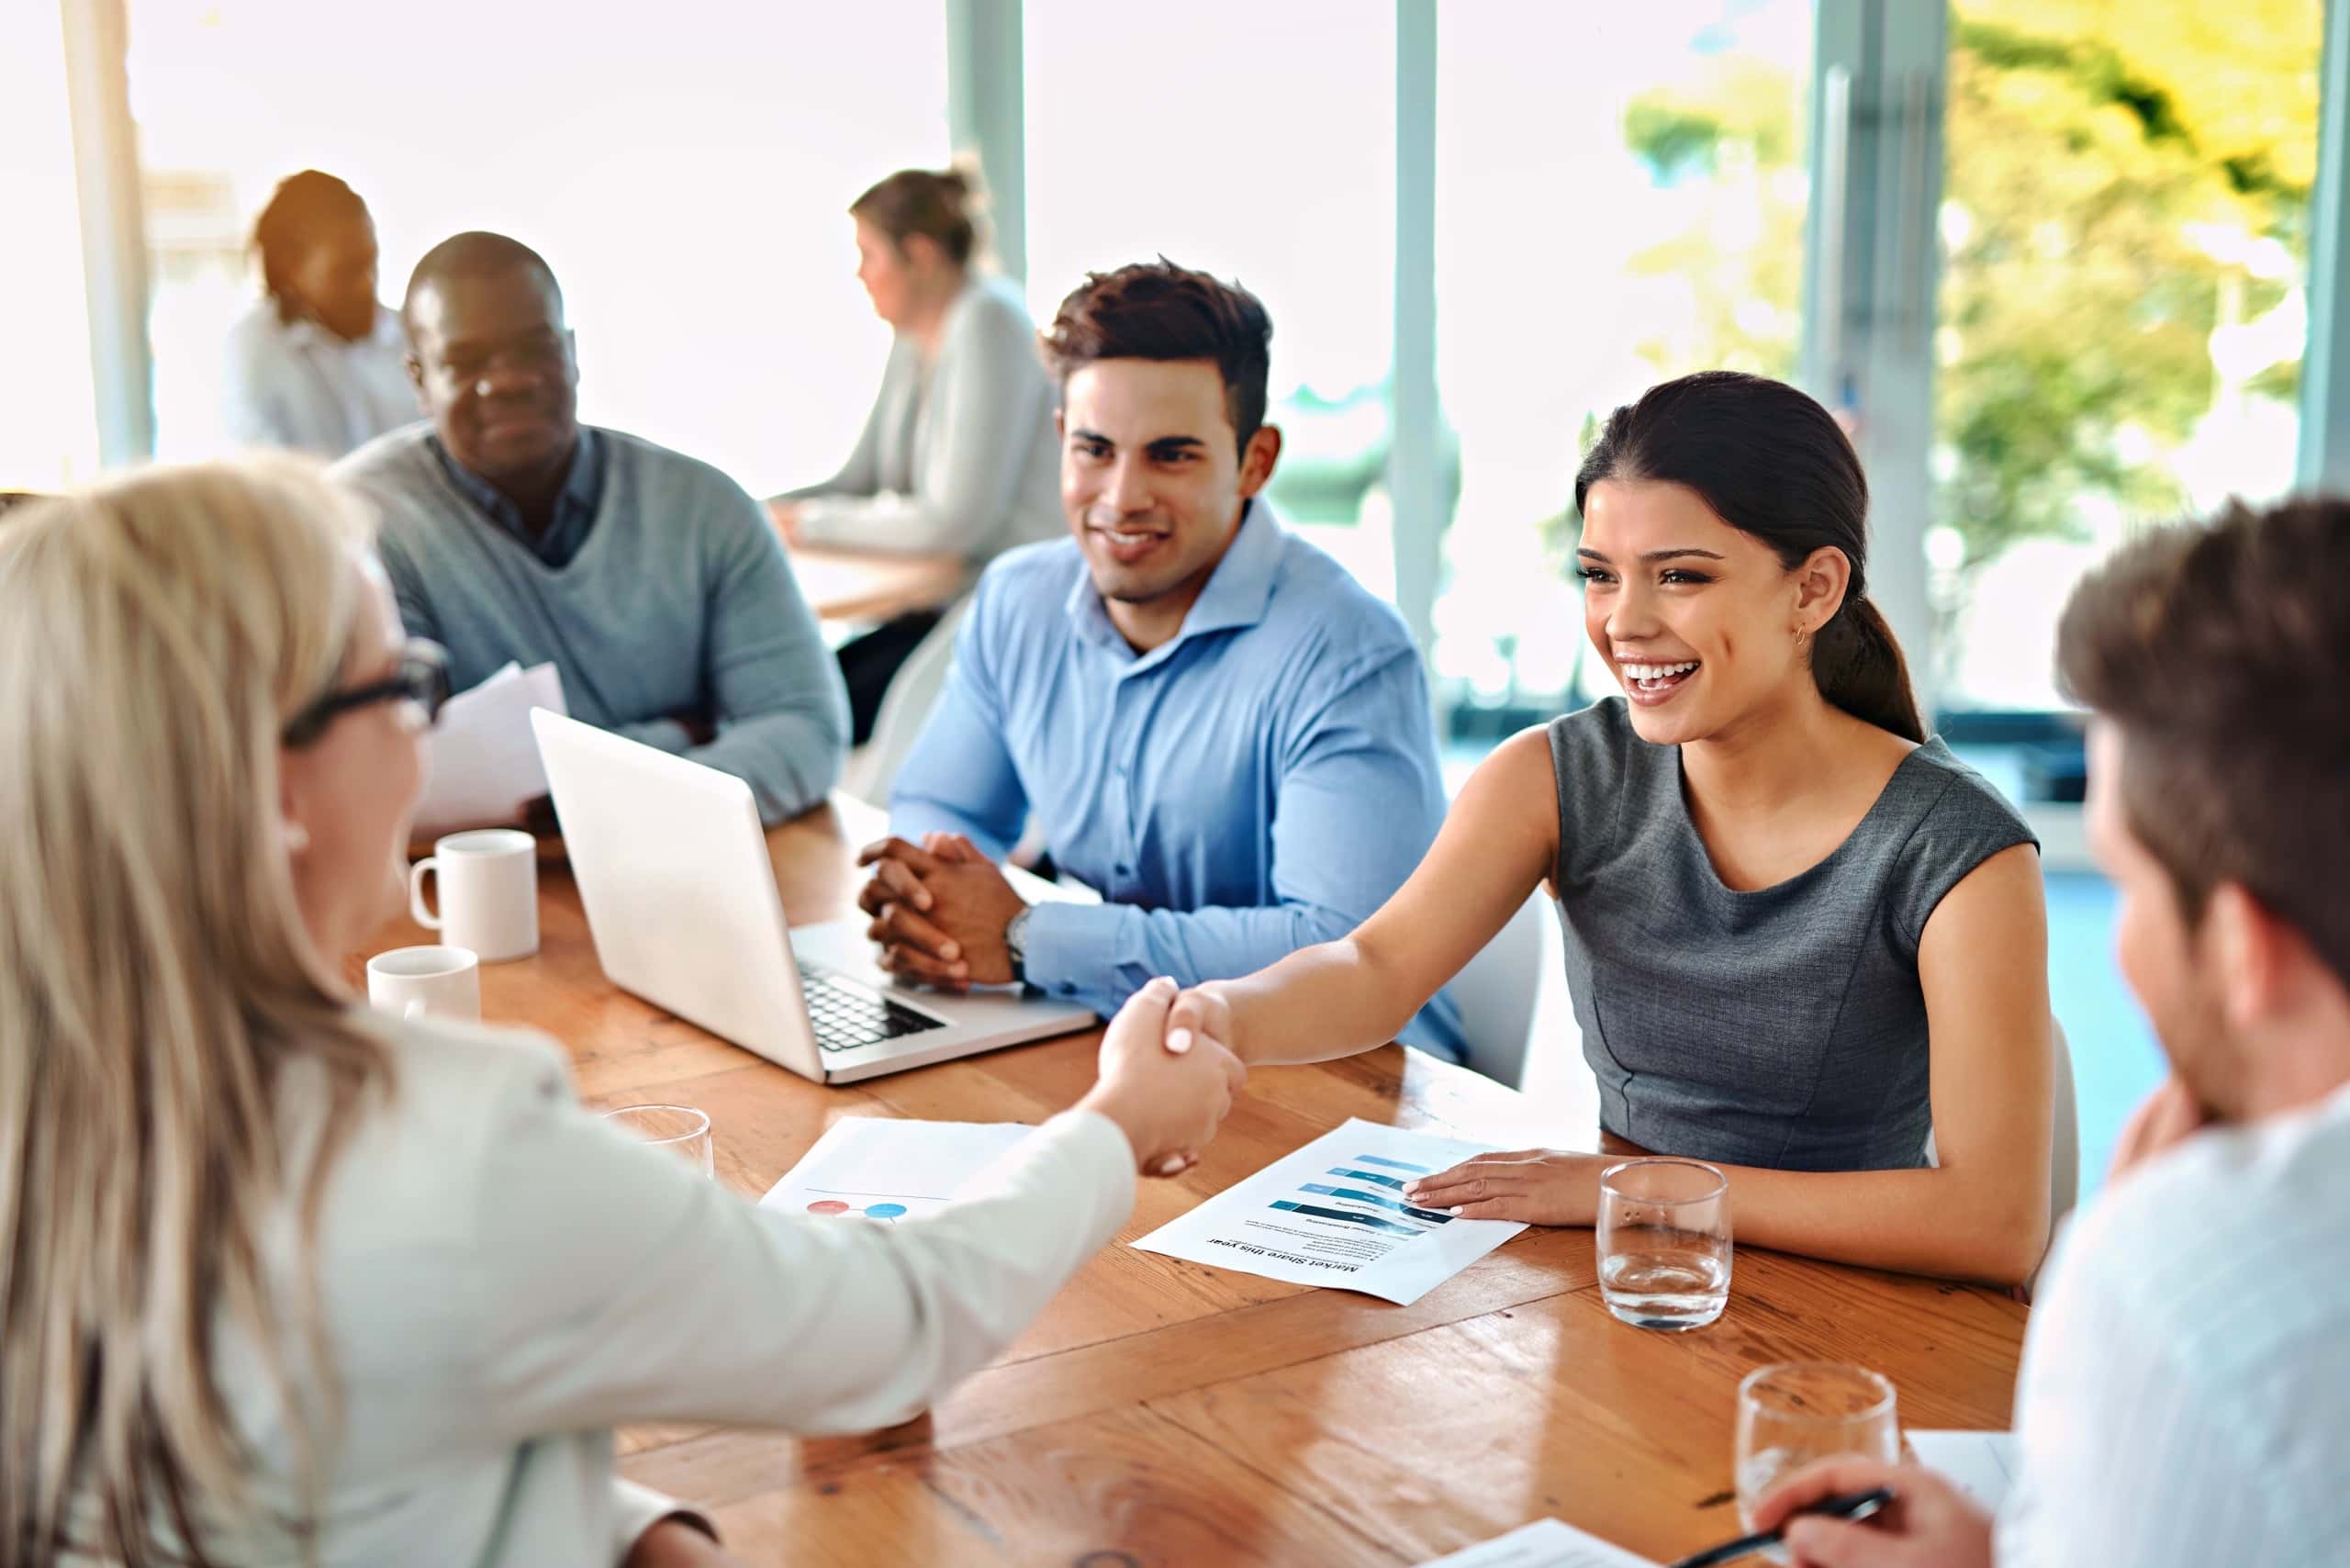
[856, 834, 1247, 1178]
[1075, 976, 1248, 1179]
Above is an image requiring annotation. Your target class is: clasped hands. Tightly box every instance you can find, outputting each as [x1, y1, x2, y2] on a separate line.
[855, 835, 1245, 1178]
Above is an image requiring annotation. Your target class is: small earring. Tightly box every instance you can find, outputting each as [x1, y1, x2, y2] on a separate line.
[285, 822, 310, 854]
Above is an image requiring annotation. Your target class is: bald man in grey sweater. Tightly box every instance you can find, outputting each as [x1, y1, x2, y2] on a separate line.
[336, 231, 845, 825]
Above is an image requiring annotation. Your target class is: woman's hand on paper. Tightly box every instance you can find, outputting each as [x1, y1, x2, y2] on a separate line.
[1401, 1148, 1608, 1226]
[1081, 977, 1248, 1179]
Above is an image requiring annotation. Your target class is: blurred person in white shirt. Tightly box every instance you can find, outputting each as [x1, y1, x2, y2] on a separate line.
[221, 171, 418, 459]
[1753, 494, 2350, 1568]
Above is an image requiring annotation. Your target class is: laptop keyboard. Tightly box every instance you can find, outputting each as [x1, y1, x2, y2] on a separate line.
[797, 963, 948, 1053]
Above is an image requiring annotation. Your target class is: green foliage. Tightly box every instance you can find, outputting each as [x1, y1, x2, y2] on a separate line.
[1611, 1, 2321, 578]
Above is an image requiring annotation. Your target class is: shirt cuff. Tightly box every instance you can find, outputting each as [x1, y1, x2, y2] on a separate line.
[1016, 901, 1136, 1008]
[610, 1477, 717, 1562]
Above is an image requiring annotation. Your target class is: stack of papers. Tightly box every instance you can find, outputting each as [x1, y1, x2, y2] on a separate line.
[1417, 1518, 1658, 1567]
[1131, 1117, 1529, 1305]
[415, 661, 565, 838]
[1908, 1429, 2020, 1511]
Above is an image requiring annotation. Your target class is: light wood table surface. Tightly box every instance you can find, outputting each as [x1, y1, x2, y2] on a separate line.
[363, 800, 2028, 1566]
[788, 543, 967, 626]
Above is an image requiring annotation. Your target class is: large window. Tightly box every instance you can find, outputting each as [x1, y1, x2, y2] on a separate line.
[1431, 2, 1816, 736]
[124, 0, 948, 492]
[1, 4, 103, 490]
[1024, 0, 1397, 588]
[1930, 0, 2328, 711]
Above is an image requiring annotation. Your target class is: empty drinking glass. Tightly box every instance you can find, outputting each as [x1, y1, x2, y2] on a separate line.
[1735, 1362, 1899, 1538]
[600, 1103, 714, 1179]
[1596, 1157, 1731, 1329]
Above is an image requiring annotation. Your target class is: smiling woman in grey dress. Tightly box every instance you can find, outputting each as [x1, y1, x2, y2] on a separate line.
[1171, 372, 2056, 1288]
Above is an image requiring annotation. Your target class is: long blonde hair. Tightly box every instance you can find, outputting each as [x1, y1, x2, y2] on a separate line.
[0, 457, 394, 1563]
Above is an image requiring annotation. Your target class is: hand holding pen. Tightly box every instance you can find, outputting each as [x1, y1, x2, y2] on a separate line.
[1717, 1460, 1994, 1568]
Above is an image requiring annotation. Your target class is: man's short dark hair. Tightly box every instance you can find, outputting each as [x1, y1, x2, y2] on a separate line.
[401, 230, 563, 330]
[1040, 260, 1273, 455]
[2057, 495, 2350, 985]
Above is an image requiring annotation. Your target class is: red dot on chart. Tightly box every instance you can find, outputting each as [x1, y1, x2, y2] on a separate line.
[806, 1200, 852, 1215]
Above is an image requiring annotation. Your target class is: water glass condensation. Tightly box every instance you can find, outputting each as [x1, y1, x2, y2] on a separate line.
[601, 1104, 714, 1179]
[1735, 1362, 1899, 1535]
[1596, 1157, 1731, 1329]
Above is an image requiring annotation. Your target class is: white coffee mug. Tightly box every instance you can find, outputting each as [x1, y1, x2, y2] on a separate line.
[409, 829, 539, 962]
[365, 945, 481, 1023]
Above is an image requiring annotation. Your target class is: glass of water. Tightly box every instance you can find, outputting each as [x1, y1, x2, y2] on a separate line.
[600, 1103, 714, 1179]
[1735, 1362, 1899, 1535]
[1596, 1157, 1731, 1329]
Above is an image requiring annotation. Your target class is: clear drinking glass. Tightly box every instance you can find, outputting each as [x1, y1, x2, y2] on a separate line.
[1735, 1362, 1899, 1537]
[1596, 1157, 1731, 1329]
[600, 1104, 714, 1179]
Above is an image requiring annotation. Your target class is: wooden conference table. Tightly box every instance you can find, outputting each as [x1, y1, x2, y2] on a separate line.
[364, 801, 2028, 1566]
[789, 543, 966, 627]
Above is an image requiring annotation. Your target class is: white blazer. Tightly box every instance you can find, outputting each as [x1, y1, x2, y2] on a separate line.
[68, 1014, 1135, 1565]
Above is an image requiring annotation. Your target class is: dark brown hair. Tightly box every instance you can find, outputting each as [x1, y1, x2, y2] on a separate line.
[850, 167, 983, 267]
[2056, 496, 2350, 984]
[1040, 260, 1273, 456]
[1574, 370, 1924, 743]
[250, 170, 369, 305]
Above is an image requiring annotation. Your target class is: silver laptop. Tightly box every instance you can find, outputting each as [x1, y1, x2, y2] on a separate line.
[530, 709, 1096, 1082]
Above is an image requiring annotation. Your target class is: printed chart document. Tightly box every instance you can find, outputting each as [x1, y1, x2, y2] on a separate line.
[417, 660, 566, 837]
[1131, 1117, 1528, 1305]
[758, 1116, 1034, 1222]
[1908, 1429, 2020, 1512]
[1416, 1518, 1659, 1567]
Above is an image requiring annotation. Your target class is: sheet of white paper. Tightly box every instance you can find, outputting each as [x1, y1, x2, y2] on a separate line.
[415, 661, 566, 837]
[1416, 1518, 1659, 1567]
[757, 1116, 1035, 1222]
[1130, 1117, 1529, 1305]
[1907, 1429, 2020, 1512]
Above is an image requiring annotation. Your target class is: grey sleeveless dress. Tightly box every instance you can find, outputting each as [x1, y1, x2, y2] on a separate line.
[1549, 699, 2036, 1171]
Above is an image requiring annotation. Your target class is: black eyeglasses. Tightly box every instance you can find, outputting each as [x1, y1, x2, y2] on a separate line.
[283, 638, 452, 748]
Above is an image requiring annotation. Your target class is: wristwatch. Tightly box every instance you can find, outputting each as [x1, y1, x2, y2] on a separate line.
[1004, 905, 1035, 985]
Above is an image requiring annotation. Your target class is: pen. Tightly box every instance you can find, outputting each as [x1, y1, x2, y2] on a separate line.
[1665, 1486, 1896, 1568]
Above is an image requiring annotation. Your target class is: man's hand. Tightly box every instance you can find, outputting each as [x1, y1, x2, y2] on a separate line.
[855, 834, 1026, 989]
[2108, 1074, 2208, 1182]
[1079, 978, 1248, 1176]
[1750, 1459, 1993, 1568]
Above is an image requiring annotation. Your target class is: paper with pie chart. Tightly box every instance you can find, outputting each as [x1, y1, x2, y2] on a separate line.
[1131, 1117, 1528, 1305]
[758, 1116, 1035, 1224]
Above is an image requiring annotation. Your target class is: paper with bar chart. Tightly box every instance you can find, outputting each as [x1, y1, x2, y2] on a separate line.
[1131, 1117, 1529, 1305]
[757, 1116, 1034, 1224]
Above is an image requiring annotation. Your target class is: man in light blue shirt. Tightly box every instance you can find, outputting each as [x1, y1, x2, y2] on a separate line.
[858, 261, 1463, 1056]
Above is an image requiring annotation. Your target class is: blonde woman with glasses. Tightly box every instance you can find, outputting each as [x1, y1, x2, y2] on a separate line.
[0, 457, 1246, 1566]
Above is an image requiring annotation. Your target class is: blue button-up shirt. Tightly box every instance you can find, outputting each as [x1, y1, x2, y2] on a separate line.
[427, 428, 605, 568]
[891, 501, 1466, 1057]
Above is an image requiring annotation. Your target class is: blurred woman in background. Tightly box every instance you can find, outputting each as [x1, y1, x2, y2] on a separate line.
[769, 166, 1059, 742]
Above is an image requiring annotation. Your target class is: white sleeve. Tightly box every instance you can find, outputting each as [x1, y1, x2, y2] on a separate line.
[464, 1054, 1136, 1439]
[1996, 1218, 2295, 1567]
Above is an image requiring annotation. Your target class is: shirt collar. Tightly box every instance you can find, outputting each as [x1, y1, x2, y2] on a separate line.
[427, 426, 602, 539]
[278, 302, 405, 352]
[1066, 497, 1283, 661]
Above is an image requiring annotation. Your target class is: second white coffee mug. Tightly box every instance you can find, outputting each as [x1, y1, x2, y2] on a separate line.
[365, 945, 481, 1023]
[410, 828, 539, 962]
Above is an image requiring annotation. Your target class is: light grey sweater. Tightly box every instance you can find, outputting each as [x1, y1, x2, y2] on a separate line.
[334, 425, 847, 824]
[783, 274, 1061, 560]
